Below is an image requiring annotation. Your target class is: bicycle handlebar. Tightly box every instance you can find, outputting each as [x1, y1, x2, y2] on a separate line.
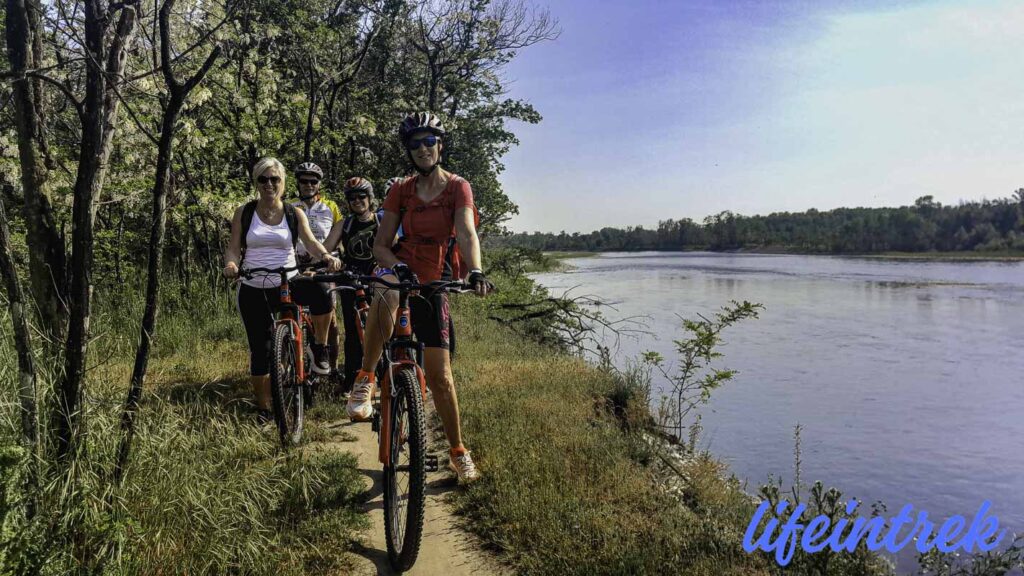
[239, 261, 327, 279]
[362, 276, 474, 294]
[308, 271, 472, 294]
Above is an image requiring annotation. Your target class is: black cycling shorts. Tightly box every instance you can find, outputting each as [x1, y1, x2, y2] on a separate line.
[409, 291, 450, 350]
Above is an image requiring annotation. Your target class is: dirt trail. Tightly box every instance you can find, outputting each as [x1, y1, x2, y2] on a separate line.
[324, 417, 508, 576]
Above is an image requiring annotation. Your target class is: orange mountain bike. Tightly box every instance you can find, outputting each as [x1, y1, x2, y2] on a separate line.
[314, 272, 471, 572]
[370, 276, 471, 571]
[324, 271, 385, 383]
[241, 264, 322, 447]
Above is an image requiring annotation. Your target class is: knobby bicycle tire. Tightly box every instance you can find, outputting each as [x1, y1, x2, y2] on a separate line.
[270, 323, 304, 447]
[383, 367, 427, 571]
[302, 322, 315, 406]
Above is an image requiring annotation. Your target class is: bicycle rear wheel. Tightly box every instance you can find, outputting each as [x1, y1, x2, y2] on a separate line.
[383, 367, 427, 572]
[270, 323, 304, 447]
[302, 322, 316, 406]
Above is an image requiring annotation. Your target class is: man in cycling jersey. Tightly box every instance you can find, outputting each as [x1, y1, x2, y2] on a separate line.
[291, 162, 344, 379]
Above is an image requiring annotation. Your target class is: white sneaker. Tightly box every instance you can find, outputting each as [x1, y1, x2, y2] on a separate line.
[449, 450, 480, 484]
[346, 374, 375, 421]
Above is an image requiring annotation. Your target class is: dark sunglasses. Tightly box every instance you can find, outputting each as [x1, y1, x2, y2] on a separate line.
[298, 178, 320, 186]
[257, 175, 281, 185]
[346, 193, 369, 202]
[405, 135, 438, 150]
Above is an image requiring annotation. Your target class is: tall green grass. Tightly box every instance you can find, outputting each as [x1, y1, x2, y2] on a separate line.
[0, 280, 367, 575]
[446, 259, 900, 575]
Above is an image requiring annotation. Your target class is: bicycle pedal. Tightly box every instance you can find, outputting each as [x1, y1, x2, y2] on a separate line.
[424, 453, 439, 472]
[370, 410, 381, 433]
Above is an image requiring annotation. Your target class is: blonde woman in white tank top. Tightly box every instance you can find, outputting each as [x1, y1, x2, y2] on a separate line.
[222, 157, 342, 420]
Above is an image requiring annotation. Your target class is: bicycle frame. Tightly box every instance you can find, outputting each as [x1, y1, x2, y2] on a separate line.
[274, 275, 311, 383]
[353, 285, 371, 344]
[310, 272, 469, 465]
[242, 266, 316, 384]
[378, 287, 428, 465]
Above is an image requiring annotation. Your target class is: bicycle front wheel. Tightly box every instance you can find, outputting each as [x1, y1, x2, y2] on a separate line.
[383, 367, 427, 572]
[270, 323, 304, 447]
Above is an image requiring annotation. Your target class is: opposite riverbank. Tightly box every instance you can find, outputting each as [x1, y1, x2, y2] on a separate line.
[529, 248, 1024, 262]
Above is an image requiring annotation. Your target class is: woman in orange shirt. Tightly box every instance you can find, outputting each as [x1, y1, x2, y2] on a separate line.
[346, 112, 493, 484]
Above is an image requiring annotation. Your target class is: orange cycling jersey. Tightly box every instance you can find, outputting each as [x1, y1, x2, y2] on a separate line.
[382, 175, 476, 282]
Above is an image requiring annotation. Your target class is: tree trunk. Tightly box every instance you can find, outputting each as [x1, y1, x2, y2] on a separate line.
[0, 196, 39, 519]
[5, 0, 69, 352]
[54, 4, 137, 462]
[427, 59, 440, 110]
[113, 96, 180, 484]
[302, 69, 318, 161]
[113, 0, 221, 483]
[114, 205, 125, 283]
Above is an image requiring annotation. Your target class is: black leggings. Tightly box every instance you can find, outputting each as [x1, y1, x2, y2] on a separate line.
[338, 289, 364, 391]
[237, 281, 333, 376]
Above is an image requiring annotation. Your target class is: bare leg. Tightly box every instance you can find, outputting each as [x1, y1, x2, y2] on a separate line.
[423, 348, 463, 450]
[251, 375, 271, 410]
[347, 278, 399, 418]
[311, 311, 332, 344]
[328, 319, 340, 369]
[360, 274, 399, 375]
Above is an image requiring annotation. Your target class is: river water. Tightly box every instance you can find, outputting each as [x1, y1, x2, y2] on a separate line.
[532, 252, 1024, 571]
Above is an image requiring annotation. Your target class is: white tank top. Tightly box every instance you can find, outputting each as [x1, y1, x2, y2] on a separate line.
[240, 210, 298, 288]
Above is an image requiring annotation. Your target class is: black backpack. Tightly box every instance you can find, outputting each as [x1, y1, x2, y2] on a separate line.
[240, 200, 299, 253]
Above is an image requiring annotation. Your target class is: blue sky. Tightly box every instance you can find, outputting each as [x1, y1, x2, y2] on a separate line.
[499, 0, 1024, 233]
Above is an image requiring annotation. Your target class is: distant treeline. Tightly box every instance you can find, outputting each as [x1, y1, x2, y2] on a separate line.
[497, 193, 1024, 253]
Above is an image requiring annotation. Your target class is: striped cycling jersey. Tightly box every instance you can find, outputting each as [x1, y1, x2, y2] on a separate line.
[292, 198, 342, 255]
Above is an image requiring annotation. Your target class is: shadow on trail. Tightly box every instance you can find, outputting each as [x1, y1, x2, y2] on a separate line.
[358, 467, 385, 508]
[346, 416, 465, 576]
[350, 541, 393, 575]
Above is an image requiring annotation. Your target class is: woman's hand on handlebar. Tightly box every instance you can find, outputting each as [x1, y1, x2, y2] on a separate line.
[467, 269, 494, 297]
[392, 263, 419, 285]
[321, 252, 342, 272]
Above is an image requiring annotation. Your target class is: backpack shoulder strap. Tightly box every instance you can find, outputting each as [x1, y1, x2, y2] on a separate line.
[283, 202, 299, 248]
[240, 200, 258, 251]
[343, 214, 355, 235]
[442, 176, 477, 226]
